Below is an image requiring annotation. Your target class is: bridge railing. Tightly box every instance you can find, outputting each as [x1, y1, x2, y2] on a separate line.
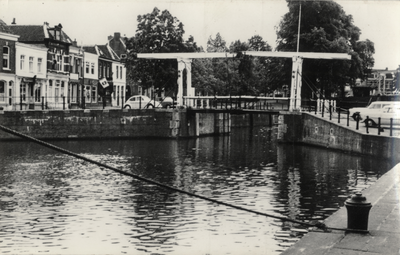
[183, 96, 290, 111]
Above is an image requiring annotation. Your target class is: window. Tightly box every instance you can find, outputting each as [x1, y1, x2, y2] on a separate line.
[113, 85, 116, 99]
[20, 55, 25, 70]
[2, 46, 9, 69]
[99, 62, 103, 77]
[38, 58, 42, 73]
[63, 56, 69, 72]
[29, 57, 34, 72]
[85, 62, 89, 74]
[0, 81, 5, 101]
[34, 83, 41, 102]
[55, 80, 60, 87]
[91, 85, 97, 102]
[48, 80, 53, 99]
[20, 83, 26, 101]
[116, 66, 119, 79]
[91, 63, 94, 74]
[120, 66, 123, 79]
[56, 55, 62, 71]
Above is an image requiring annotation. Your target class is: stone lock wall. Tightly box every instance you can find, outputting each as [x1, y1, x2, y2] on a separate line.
[0, 109, 183, 140]
[0, 109, 277, 140]
[278, 112, 400, 161]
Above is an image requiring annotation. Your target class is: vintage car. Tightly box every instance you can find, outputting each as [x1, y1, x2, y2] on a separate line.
[363, 105, 400, 127]
[123, 95, 162, 109]
[349, 101, 400, 121]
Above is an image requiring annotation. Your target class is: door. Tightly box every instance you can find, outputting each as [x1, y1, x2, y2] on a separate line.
[8, 87, 12, 106]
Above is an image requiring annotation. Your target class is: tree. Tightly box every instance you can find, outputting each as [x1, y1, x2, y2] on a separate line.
[125, 7, 200, 94]
[204, 33, 234, 95]
[248, 35, 272, 52]
[274, 0, 375, 98]
[230, 36, 273, 95]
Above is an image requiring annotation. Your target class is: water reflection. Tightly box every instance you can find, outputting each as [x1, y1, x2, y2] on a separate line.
[0, 127, 394, 254]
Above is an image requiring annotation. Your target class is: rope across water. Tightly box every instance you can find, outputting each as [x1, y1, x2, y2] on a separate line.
[0, 124, 347, 232]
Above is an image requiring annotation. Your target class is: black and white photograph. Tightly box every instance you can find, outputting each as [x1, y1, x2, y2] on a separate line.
[0, 0, 399, 254]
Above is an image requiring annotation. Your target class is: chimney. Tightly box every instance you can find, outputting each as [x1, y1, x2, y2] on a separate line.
[11, 18, 16, 24]
[108, 35, 113, 41]
[73, 39, 78, 47]
[114, 32, 121, 40]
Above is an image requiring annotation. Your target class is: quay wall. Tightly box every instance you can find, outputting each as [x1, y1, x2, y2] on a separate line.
[0, 109, 181, 140]
[278, 112, 400, 161]
[0, 109, 275, 140]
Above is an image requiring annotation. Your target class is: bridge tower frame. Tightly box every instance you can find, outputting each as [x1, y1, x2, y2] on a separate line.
[137, 51, 351, 111]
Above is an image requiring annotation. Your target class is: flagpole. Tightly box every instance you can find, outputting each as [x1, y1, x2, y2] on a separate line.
[297, 3, 301, 53]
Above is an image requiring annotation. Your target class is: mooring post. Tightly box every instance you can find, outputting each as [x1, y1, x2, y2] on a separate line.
[345, 193, 372, 233]
[378, 117, 381, 135]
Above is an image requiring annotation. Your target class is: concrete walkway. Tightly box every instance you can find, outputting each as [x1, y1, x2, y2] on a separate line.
[282, 162, 400, 255]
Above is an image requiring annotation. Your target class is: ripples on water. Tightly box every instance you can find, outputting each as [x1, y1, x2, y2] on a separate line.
[0, 127, 394, 254]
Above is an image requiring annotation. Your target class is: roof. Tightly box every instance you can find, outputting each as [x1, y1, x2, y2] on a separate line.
[0, 19, 12, 33]
[108, 34, 127, 57]
[7, 23, 72, 44]
[82, 46, 97, 54]
[97, 45, 120, 60]
[8, 25, 45, 41]
[83, 45, 120, 61]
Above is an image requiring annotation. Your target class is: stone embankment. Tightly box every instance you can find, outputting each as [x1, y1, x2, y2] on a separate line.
[0, 108, 275, 140]
[278, 111, 400, 161]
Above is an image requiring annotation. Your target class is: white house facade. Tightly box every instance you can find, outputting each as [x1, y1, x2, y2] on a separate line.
[15, 42, 48, 110]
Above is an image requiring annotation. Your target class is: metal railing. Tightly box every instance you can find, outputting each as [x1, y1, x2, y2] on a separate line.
[0, 95, 125, 111]
[183, 96, 290, 111]
[309, 98, 398, 137]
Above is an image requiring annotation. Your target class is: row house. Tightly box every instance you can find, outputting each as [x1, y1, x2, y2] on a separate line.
[0, 19, 127, 110]
[68, 42, 84, 108]
[4, 22, 73, 110]
[82, 46, 99, 105]
[0, 27, 19, 110]
[108, 32, 132, 99]
[83, 44, 125, 108]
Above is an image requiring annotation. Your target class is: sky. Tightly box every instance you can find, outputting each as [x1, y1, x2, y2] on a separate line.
[0, 0, 399, 70]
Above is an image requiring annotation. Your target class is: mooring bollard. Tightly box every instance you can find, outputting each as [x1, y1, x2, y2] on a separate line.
[345, 193, 372, 232]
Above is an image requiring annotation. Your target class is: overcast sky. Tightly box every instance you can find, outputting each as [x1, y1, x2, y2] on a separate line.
[1, 0, 399, 70]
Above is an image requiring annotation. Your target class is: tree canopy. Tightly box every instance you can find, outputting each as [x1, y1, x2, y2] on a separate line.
[273, 0, 375, 98]
[124, 2, 374, 99]
[125, 7, 199, 94]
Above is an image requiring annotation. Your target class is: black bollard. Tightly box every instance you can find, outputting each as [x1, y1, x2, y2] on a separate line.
[345, 193, 372, 233]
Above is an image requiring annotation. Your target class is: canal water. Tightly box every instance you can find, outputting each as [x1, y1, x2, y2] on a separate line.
[0, 126, 394, 255]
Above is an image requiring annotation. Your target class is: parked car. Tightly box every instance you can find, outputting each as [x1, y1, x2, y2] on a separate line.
[349, 101, 400, 121]
[363, 105, 400, 127]
[123, 95, 162, 109]
[160, 97, 177, 108]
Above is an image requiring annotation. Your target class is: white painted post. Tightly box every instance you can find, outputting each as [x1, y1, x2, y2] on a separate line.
[289, 56, 303, 111]
[177, 59, 185, 106]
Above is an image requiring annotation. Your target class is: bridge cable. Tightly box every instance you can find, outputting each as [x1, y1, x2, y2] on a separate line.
[0, 123, 348, 232]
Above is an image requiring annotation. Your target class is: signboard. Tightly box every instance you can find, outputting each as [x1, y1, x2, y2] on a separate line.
[99, 78, 109, 88]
